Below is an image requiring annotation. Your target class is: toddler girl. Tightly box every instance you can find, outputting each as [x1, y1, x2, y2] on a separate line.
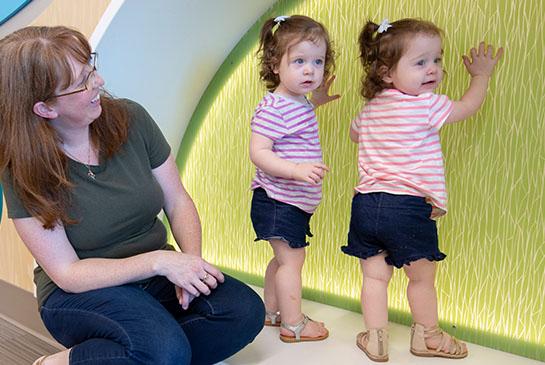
[249, 15, 337, 342]
[342, 18, 502, 361]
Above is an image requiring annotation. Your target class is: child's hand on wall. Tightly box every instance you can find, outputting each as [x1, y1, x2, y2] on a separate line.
[462, 42, 503, 78]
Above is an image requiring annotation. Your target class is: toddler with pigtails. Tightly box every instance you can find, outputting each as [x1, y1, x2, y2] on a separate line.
[249, 15, 339, 343]
[342, 18, 502, 361]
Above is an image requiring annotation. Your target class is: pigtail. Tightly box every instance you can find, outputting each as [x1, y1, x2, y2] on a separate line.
[257, 18, 281, 90]
[358, 21, 379, 67]
[358, 20, 388, 100]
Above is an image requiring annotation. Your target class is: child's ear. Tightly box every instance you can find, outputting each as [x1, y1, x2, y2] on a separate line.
[271, 56, 281, 74]
[379, 65, 392, 83]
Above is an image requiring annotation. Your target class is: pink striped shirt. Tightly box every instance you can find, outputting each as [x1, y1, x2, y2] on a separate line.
[250, 93, 323, 213]
[351, 89, 453, 218]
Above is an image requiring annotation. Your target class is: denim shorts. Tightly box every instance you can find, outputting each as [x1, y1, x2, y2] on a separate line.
[250, 188, 313, 248]
[341, 192, 446, 268]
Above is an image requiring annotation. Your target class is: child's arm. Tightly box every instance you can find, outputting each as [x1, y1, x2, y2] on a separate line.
[349, 123, 358, 143]
[249, 132, 329, 185]
[310, 74, 341, 108]
[445, 42, 503, 124]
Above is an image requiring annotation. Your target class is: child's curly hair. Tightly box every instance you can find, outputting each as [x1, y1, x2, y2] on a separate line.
[358, 18, 443, 100]
[257, 15, 335, 91]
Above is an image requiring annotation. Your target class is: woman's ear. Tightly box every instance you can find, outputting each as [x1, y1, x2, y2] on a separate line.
[33, 101, 58, 119]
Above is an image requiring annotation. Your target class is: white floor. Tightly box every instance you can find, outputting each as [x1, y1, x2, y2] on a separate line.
[220, 286, 543, 365]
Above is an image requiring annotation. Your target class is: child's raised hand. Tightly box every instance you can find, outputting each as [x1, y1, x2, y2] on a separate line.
[291, 162, 330, 185]
[462, 42, 503, 77]
[310, 74, 341, 108]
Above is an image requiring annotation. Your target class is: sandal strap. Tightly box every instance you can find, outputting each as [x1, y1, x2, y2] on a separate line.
[424, 325, 464, 355]
[438, 333, 464, 355]
[281, 314, 309, 341]
[423, 325, 443, 338]
[266, 311, 280, 325]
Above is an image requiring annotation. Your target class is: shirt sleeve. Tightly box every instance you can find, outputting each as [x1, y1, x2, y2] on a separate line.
[428, 94, 453, 131]
[251, 105, 289, 141]
[350, 112, 361, 136]
[125, 100, 171, 169]
[1, 174, 30, 219]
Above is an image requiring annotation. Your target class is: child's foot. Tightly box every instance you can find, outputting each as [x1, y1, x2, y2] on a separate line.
[410, 323, 467, 359]
[356, 328, 389, 362]
[265, 311, 281, 326]
[279, 313, 328, 342]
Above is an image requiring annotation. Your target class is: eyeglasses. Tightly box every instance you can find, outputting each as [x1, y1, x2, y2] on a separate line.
[50, 52, 98, 98]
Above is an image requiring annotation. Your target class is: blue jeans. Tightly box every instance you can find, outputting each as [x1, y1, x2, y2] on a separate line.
[40, 274, 265, 364]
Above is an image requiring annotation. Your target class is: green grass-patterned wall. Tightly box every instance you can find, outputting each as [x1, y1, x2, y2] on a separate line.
[173, 0, 544, 360]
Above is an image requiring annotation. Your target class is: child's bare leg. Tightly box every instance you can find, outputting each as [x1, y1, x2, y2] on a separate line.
[404, 259, 438, 327]
[264, 257, 279, 311]
[359, 253, 393, 347]
[269, 239, 327, 338]
[404, 259, 467, 353]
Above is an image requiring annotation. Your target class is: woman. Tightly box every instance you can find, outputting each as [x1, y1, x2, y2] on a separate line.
[0, 26, 264, 364]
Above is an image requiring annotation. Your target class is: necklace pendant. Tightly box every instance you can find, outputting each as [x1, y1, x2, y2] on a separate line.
[88, 170, 96, 180]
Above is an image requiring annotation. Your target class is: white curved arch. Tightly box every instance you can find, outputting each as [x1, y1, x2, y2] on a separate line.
[95, 0, 277, 155]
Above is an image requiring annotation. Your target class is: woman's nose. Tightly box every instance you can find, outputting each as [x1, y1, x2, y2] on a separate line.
[94, 72, 105, 88]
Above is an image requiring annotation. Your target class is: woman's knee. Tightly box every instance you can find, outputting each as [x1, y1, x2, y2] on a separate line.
[217, 275, 265, 337]
[41, 286, 193, 364]
[133, 326, 191, 364]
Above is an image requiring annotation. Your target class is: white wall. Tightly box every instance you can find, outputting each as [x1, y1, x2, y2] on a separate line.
[95, 0, 277, 155]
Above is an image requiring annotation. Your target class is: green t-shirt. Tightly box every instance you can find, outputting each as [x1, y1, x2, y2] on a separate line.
[2, 99, 172, 309]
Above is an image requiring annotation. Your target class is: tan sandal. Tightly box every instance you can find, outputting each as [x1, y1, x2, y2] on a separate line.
[410, 323, 468, 359]
[279, 313, 329, 342]
[356, 329, 389, 362]
[265, 311, 281, 326]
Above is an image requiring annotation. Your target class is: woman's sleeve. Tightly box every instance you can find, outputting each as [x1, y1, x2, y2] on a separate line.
[0, 175, 30, 219]
[125, 100, 171, 168]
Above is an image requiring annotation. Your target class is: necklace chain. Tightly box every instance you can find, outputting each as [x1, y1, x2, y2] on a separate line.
[63, 143, 96, 180]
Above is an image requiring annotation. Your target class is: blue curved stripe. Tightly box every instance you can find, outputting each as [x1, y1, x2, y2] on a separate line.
[0, 0, 33, 26]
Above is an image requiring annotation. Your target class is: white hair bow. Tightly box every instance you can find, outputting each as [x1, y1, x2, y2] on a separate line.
[274, 15, 291, 25]
[378, 18, 392, 33]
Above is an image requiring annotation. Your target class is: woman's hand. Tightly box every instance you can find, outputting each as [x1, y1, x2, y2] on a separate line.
[157, 252, 223, 293]
[175, 286, 195, 310]
[158, 251, 224, 306]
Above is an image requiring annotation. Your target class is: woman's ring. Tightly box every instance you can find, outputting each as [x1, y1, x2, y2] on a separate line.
[202, 273, 211, 281]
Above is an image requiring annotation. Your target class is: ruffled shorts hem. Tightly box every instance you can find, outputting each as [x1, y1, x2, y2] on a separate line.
[386, 252, 446, 268]
[341, 246, 446, 268]
[254, 236, 309, 249]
